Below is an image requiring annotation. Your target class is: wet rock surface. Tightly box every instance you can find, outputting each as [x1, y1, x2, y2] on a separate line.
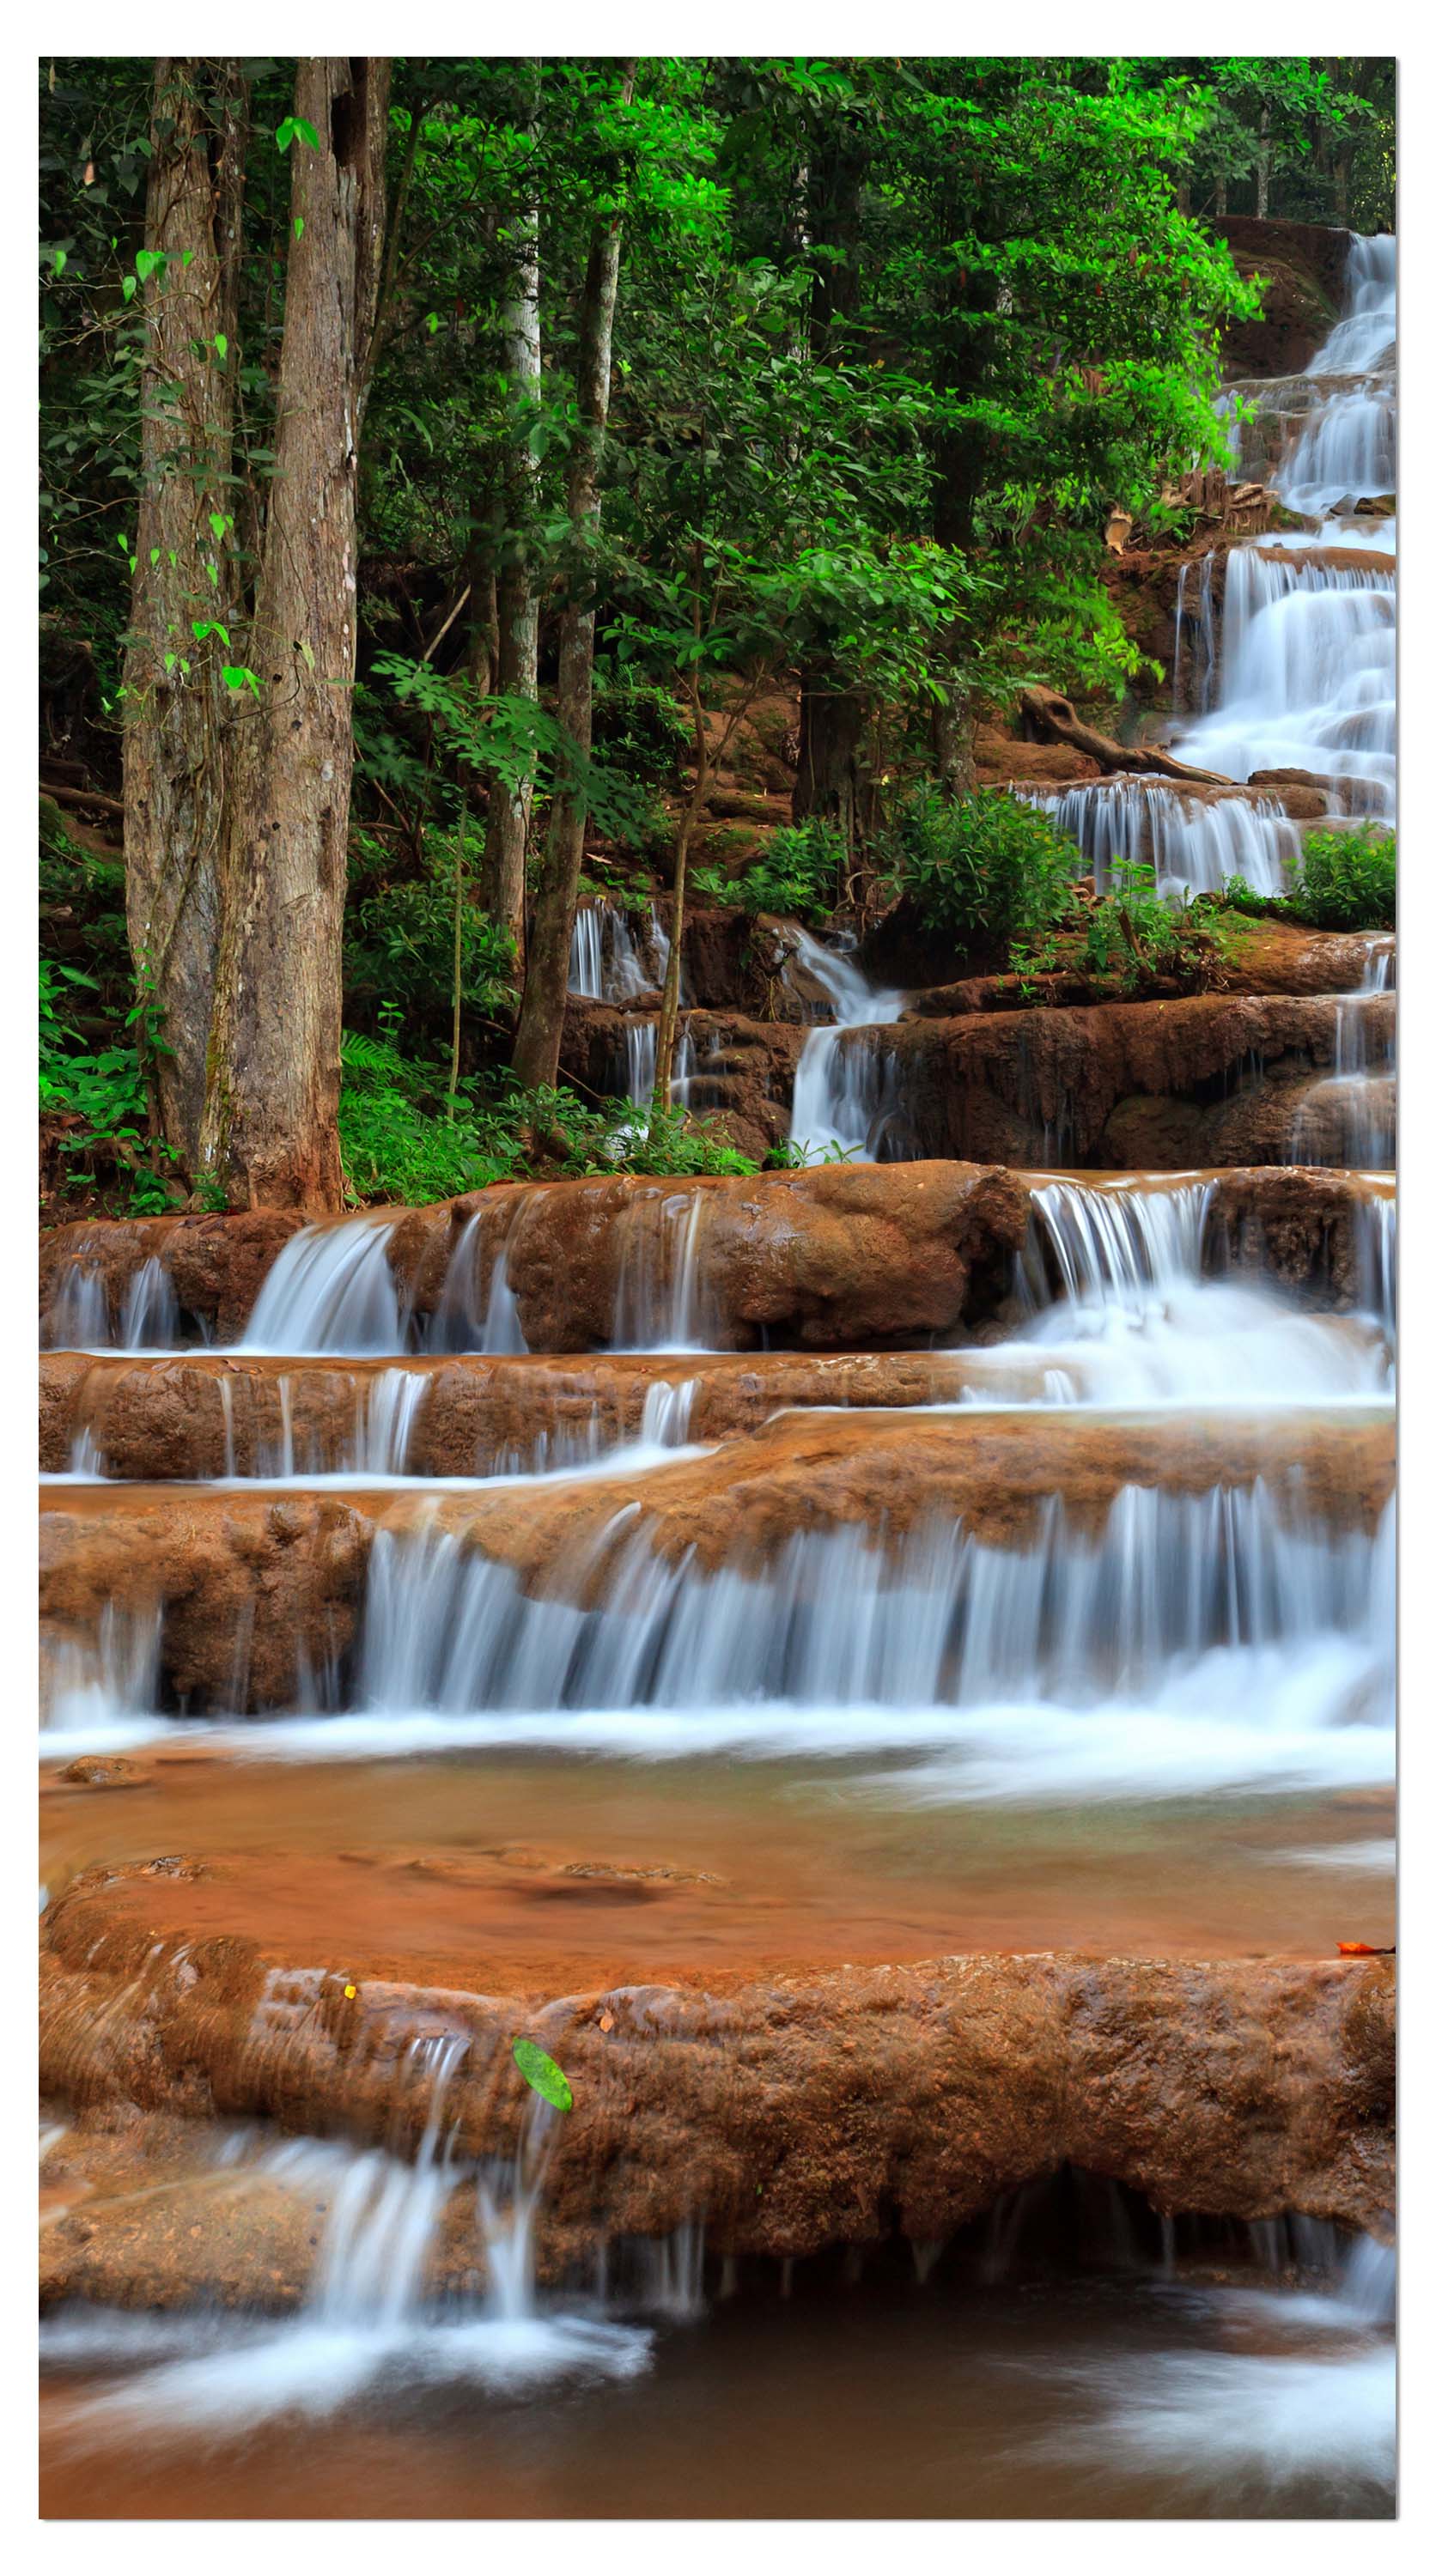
[40, 1861, 1395, 2260]
[867, 993, 1393, 1168]
[40, 1406, 1394, 1709]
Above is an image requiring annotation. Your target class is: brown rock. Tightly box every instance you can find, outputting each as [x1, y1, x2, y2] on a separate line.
[40, 1864, 1396, 2254]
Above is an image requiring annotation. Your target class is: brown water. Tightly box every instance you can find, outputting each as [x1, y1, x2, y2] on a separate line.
[40, 1748, 1396, 1971]
[40, 2255, 1394, 2520]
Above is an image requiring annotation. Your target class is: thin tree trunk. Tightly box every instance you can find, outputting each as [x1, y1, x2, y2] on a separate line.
[481, 70, 542, 969]
[654, 694, 707, 1103]
[122, 57, 247, 1172]
[511, 61, 636, 1092]
[198, 57, 390, 1211]
[1255, 107, 1271, 219]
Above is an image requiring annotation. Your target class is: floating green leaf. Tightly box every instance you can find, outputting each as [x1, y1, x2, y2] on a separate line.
[213, 331, 228, 362]
[277, 115, 321, 155]
[293, 216, 304, 241]
[512, 2038, 573, 2113]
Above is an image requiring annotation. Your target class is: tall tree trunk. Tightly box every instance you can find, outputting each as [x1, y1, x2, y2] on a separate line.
[511, 63, 635, 1092]
[794, 114, 867, 860]
[1255, 107, 1272, 219]
[480, 69, 542, 970]
[122, 57, 247, 1171]
[792, 683, 867, 841]
[198, 57, 390, 1212]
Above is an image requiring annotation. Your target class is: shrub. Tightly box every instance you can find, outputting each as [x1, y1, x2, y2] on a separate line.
[591, 671, 690, 786]
[345, 830, 518, 1043]
[889, 789, 1080, 946]
[1011, 861, 1228, 994]
[692, 818, 844, 924]
[39, 960, 186, 1214]
[1226, 825, 1394, 933]
[338, 1031, 764, 1204]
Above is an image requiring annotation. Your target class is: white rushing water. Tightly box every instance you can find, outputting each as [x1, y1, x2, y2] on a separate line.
[45, 2075, 655, 2437]
[787, 927, 904, 1161]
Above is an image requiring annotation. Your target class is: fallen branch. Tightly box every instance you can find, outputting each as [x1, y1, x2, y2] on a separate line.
[1018, 684, 1232, 787]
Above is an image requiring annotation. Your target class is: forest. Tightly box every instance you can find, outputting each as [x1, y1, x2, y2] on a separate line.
[38, 53, 1396, 1219]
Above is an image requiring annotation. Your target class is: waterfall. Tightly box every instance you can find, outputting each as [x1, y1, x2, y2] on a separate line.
[42, 1249, 180, 1353]
[425, 1207, 531, 1357]
[243, 1218, 405, 1357]
[787, 929, 904, 1163]
[610, 1190, 714, 1351]
[569, 899, 674, 1004]
[1279, 234, 1396, 515]
[1013, 781, 1299, 900]
[343, 1488, 1394, 1800]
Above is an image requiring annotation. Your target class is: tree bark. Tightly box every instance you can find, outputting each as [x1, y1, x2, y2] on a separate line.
[792, 683, 867, 844]
[480, 67, 542, 970]
[510, 63, 635, 1093]
[1256, 107, 1271, 219]
[122, 57, 247, 1171]
[198, 57, 390, 1212]
[794, 113, 867, 858]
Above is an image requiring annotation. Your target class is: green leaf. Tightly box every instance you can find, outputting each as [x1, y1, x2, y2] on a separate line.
[213, 331, 228, 361]
[149, 548, 160, 567]
[276, 115, 322, 155]
[52, 246, 65, 277]
[293, 216, 304, 241]
[191, 619, 231, 645]
[512, 2038, 573, 2113]
[120, 275, 136, 302]
[221, 663, 260, 696]
[208, 512, 229, 542]
[134, 247, 162, 283]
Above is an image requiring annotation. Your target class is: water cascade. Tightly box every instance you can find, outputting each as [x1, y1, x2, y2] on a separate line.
[39, 230, 1396, 2520]
[787, 927, 904, 1160]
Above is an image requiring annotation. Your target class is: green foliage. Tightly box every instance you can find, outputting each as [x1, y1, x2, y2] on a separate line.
[344, 829, 518, 1043]
[1012, 863, 1229, 995]
[338, 1028, 763, 1204]
[890, 790, 1080, 947]
[1225, 826, 1395, 933]
[692, 820, 844, 924]
[591, 670, 689, 785]
[39, 960, 186, 1213]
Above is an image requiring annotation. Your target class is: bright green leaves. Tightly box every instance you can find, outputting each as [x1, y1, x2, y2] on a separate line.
[191, 619, 231, 646]
[512, 2038, 574, 2113]
[212, 331, 228, 363]
[276, 115, 322, 155]
[221, 664, 260, 696]
[133, 246, 162, 283]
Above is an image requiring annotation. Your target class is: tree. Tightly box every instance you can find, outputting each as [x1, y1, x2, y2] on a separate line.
[478, 64, 543, 964]
[198, 58, 391, 1210]
[120, 58, 247, 1167]
[510, 60, 636, 1092]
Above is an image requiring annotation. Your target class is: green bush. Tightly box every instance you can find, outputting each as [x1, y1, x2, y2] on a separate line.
[889, 789, 1080, 946]
[1226, 824, 1395, 933]
[338, 1030, 764, 1204]
[39, 960, 186, 1214]
[591, 671, 690, 786]
[692, 818, 844, 924]
[345, 830, 518, 1042]
[1011, 861, 1228, 994]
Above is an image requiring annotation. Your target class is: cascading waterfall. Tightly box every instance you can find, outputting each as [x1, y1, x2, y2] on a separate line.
[1013, 781, 1300, 900]
[243, 1218, 406, 1357]
[569, 899, 678, 1004]
[334, 1487, 1395, 1799]
[787, 927, 904, 1162]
